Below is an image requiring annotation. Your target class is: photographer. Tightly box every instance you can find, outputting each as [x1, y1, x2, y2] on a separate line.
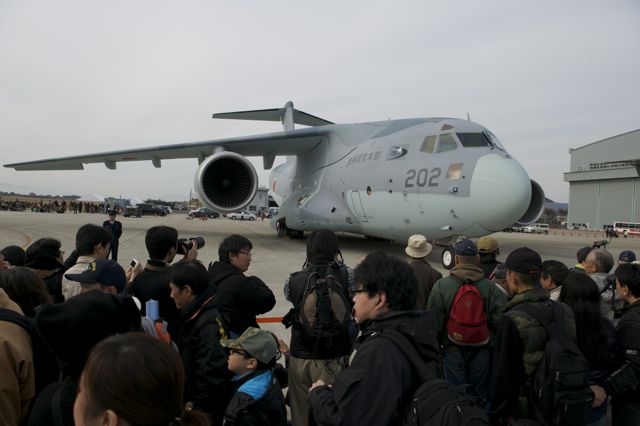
[129, 226, 201, 340]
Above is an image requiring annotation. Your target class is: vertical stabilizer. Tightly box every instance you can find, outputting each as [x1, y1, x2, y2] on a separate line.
[281, 101, 295, 131]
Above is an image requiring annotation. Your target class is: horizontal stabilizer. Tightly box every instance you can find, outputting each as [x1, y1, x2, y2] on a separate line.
[212, 101, 333, 127]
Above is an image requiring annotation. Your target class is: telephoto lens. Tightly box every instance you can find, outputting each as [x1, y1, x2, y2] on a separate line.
[176, 237, 205, 255]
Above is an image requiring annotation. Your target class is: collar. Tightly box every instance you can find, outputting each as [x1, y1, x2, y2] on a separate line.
[505, 287, 549, 310]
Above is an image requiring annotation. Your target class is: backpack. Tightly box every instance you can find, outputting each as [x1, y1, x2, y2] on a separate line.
[513, 302, 593, 426]
[446, 279, 490, 346]
[298, 265, 352, 341]
[378, 329, 489, 426]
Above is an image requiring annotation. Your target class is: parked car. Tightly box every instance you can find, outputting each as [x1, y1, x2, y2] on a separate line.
[187, 207, 220, 219]
[266, 207, 279, 218]
[123, 206, 141, 218]
[503, 225, 524, 232]
[523, 223, 549, 234]
[227, 210, 257, 221]
[136, 203, 167, 216]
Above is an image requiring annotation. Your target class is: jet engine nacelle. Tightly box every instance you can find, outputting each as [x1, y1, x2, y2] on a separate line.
[194, 151, 258, 214]
[516, 179, 546, 225]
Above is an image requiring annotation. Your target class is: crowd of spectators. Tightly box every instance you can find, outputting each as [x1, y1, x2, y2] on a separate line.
[0, 222, 639, 426]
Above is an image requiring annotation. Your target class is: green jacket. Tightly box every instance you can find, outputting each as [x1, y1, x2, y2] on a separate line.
[427, 263, 507, 348]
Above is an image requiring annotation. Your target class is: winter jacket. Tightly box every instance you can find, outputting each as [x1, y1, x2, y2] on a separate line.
[589, 272, 623, 321]
[309, 310, 439, 426]
[426, 263, 507, 348]
[223, 370, 287, 426]
[175, 286, 232, 425]
[408, 258, 442, 310]
[209, 261, 275, 336]
[603, 300, 640, 403]
[284, 263, 355, 359]
[130, 259, 180, 338]
[0, 289, 34, 426]
[490, 288, 576, 422]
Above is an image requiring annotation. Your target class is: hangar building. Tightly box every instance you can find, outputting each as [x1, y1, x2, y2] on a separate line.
[564, 129, 640, 230]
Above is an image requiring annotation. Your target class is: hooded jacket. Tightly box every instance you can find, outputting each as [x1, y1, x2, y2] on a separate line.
[427, 263, 507, 348]
[224, 369, 287, 426]
[0, 288, 34, 426]
[209, 261, 275, 336]
[175, 285, 232, 425]
[28, 291, 141, 426]
[309, 310, 439, 426]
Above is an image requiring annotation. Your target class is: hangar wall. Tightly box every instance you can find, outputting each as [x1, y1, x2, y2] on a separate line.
[564, 129, 640, 229]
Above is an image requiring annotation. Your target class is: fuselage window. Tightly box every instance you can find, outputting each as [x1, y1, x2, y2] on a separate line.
[436, 133, 457, 153]
[420, 135, 437, 153]
[446, 163, 464, 180]
[457, 133, 491, 147]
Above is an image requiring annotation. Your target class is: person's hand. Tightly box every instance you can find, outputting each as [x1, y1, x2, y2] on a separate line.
[184, 239, 199, 260]
[309, 380, 326, 393]
[591, 385, 607, 407]
[277, 337, 289, 354]
[126, 262, 144, 283]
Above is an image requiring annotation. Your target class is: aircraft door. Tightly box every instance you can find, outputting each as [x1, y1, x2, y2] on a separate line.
[350, 191, 368, 222]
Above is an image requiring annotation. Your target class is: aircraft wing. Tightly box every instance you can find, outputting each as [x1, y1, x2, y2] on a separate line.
[4, 127, 328, 171]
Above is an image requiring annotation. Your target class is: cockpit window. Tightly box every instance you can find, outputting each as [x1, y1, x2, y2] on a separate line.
[456, 133, 492, 147]
[420, 135, 437, 153]
[436, 133, 457, 153]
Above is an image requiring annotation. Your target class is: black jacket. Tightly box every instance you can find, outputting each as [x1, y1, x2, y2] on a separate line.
[603, 300, 640, 403]
[102, 219, 122, 242]
[309, 310, 439, 426]
[176, 286, 232, 425]
[130, 260, 179, 338]
[223, 370, 287, 426]
[209, 261, 275, 336]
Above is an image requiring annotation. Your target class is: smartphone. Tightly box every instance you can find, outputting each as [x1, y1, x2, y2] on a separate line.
[130, 258, 138, 268]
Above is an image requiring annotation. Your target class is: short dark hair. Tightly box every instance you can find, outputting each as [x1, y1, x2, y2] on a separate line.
[354, 251, 416, 310]
[510, 270, 539, 287]
[26, 238, 62, 260]
[576, 246, 593, 263]
[615, 263, 640, 297]
[306, 229, 341, 264]
[541, 260, 569, 286]
[76, 224, 112, 256]
[169, 260, 209, 296]
[1, 245, 26, 266]
[0, 267, 52, 317]
[218, 235, 252, 263]
[145, 226, 178, 260]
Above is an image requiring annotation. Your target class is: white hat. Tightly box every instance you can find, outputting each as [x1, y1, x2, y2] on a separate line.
[405, 234, 433, 258]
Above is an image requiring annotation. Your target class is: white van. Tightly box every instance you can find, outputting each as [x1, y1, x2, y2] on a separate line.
[523, 223, 549, 234]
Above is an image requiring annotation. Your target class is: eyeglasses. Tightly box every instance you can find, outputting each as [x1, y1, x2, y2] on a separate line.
[238, 250, 252, 257]
[227, 348, 248, 357]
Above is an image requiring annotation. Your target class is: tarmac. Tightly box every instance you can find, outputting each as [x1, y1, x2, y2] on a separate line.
[2, 210, 639, 342]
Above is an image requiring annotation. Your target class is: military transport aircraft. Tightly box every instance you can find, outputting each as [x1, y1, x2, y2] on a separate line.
[4, 102, 544, 267]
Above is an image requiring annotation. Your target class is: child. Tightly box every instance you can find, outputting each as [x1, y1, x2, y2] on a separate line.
[222, 327, 287, 425]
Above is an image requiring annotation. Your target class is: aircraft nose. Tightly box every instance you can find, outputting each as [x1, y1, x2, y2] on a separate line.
[470, 154, 531, 231]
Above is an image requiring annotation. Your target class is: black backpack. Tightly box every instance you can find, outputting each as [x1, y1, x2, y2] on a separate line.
[378, 329, 489, 426]
[513, 303, 594, 426]
[298, 265, 352, 341]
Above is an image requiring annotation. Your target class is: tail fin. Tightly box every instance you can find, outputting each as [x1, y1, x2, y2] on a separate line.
[212, 101, 333, 131]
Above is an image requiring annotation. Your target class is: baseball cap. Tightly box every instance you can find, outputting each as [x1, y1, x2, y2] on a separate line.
[453, 239, 478, 256]
[478, 236, 499, 253]
[221, 327, 280, 364]
[65, 259, 127, 292]
[619, 250, 636, 263]
[405, 234, 433, 258]
[108, 210, 117, 216]
[505, 247, 542, 275]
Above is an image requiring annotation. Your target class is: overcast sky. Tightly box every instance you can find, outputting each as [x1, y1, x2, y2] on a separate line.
[1, 1, 638, 203]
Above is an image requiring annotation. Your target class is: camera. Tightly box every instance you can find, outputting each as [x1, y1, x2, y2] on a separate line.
[177, 237, 205, 255]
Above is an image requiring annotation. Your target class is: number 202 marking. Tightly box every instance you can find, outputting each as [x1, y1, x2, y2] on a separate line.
[405, 168, 441, 187]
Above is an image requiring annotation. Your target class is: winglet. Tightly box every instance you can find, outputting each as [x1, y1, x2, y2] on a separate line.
[212, 101, 333, 131]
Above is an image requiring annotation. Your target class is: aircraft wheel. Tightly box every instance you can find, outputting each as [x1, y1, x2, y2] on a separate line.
[250, 217, 255, 221]
[277, 223, 286, 238]
[441, 247, 455, 270]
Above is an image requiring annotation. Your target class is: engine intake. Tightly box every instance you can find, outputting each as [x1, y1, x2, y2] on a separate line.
[194, 151, 258, 214]
[516, 180, 545, 225]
